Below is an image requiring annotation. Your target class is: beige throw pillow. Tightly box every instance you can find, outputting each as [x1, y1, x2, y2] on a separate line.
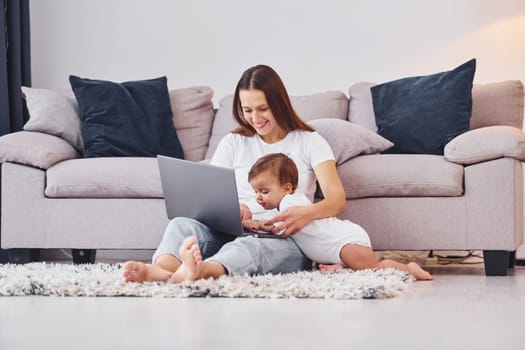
[347, 81, 377, 132]
[308, 119, 393, 165]
[168, 86, 215, 161]
[22, 87, 84, 151]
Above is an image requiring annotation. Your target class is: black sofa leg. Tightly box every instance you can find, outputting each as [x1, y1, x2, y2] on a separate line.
[508, 251, 516, 269]
[72, 249, 97, 264]
[4, 249, 40, 264]
[483, 250, 510, 276]
[0, 248, 9, 264]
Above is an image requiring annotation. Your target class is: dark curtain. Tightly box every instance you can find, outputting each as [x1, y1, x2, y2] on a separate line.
[0, 0, 31, 263]
[0, 0, 31, 137]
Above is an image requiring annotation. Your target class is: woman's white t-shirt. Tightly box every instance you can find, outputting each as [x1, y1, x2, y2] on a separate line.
[210, 130, 335, 219]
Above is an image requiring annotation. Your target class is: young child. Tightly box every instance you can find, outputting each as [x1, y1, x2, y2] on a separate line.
[243, 153, 433, 280]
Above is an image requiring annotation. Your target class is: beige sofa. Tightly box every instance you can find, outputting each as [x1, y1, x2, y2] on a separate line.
[1, 81, 524, 275]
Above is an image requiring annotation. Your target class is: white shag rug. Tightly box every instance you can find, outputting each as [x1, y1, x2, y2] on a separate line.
[0, 263, 413, 299]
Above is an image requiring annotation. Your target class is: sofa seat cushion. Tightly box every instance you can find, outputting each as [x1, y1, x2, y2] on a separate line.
[336, 154, 464, 199]
[45, 158, 163, 198]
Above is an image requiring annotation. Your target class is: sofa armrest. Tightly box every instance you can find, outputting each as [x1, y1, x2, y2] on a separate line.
[0, 131, 80, 169]
[444, 126, 525, 165]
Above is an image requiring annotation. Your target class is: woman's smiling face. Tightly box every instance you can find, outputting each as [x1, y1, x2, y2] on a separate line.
[239, 89, 285, 143]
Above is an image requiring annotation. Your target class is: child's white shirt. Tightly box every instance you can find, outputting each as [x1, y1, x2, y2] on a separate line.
[280, 193, 372, 265]
[210, 130, 334, 220]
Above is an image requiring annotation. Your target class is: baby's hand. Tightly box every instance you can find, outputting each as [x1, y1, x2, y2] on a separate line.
[242, 219, 260, 231]
[242, 220, 275, 232]
[258, 221, 276, 232]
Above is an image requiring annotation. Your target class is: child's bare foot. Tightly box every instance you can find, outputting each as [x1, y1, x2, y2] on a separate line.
[170, 236, 203, 283]
[318, 263, 345, 272]
[407, 262, 433, 280]
[122, 261, 172, 283]
[122, 261, 148, 282]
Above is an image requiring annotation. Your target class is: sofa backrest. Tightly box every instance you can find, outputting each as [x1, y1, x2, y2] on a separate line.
[348, 80, 525, 133]
[168, 86, 215, 162]
[470, 81, 524, 130]
[205, 90, 349, 159]
[18, 80, 523, 164]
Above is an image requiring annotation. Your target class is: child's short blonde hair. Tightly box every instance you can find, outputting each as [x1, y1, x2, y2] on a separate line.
[248, 153, 298, 190]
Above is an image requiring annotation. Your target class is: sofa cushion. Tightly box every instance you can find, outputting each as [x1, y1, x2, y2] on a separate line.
[371, 59, 476, 155]
[470, 80, 524, 130]
[69, 75, 184, 159]
[205, 90, 349, 159]
[22, 87, 84, 151]
[45, 157, 163, 198]
[169, 86, 215, 161]
[0, 131, 80, 170]
[335, 154, 464, 199]
[444, 126, 525, 165]
[308, 119, 393, 164]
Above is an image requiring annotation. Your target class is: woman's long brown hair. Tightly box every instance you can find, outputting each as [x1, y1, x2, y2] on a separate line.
[232, 65, 314, 136]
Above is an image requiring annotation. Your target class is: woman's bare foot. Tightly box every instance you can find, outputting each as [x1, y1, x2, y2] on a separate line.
[318, 263, 345, 272]
[122, 261, 172, 283]
[169, 236, 203, 283]
[122, 261, 148, 282]
[407, 262, 433, 280]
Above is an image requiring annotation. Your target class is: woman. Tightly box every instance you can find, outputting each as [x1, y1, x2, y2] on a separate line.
[122, 64, 346, 282]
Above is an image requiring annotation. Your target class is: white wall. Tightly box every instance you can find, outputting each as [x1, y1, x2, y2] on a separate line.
[29, 0, 525, 259]
[30, 0, 525, 104]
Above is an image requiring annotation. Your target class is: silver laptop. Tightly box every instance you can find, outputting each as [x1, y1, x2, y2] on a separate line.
[157, 155, 282, 238]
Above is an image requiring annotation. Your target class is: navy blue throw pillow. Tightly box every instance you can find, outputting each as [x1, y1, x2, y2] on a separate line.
[371, 59, 476, 155]
[69, 75, 184, 159]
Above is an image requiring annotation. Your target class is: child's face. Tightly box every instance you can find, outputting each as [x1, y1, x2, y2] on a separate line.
[249, 173, 293, 210]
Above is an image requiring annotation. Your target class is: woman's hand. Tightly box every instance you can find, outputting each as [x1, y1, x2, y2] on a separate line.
[265, 205, 315, 237]
[239, 203, 252, 221]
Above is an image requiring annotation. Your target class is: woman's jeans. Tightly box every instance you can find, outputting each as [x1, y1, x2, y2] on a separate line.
[152, 217, 311, 276]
